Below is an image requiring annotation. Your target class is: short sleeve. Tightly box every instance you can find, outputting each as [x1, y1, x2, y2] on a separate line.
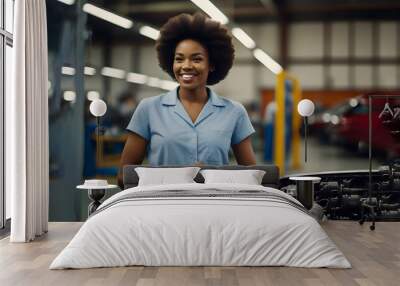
[231, 104, 255, 145]
[126, 99, 150, 140]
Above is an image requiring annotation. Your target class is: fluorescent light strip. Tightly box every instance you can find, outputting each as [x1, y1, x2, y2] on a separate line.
[57, 0, 75, 5]
[127, 72, 148, 84]
[62, 66, 75, 76]
[139, 26, 160, 41]
[84, 66, 96, 76]
[83, 3, 133, 29]
[232, 27, 256, 49]
[101, 67, 126, 79]
[63, 91, 76, 102]
[62, 66, 96, 76]
[190, 0, 229, 24]
[160, 80, 179, 91]
[126, 72, 177, 90]
[147, 77, 161, 88]
[48, 80, 53, 97]
[87, 91, 100, 101]
[253, 48, 283, 74]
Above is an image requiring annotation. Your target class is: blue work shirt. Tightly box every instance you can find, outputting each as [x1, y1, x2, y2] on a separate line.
[126, 87, 255, 166]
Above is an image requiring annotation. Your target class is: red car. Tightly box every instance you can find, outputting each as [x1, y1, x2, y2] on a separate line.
[333, 95, 400, 158]
[309, 101, 353, 143]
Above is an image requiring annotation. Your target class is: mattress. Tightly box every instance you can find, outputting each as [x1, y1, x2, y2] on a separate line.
[50, 183, 351, 269]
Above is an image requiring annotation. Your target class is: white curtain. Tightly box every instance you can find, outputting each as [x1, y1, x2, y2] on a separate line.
[7, 0, 49, 242]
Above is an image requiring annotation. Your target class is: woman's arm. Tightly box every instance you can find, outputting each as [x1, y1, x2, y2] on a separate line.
[232, 136, 257, 165]
[117, 132, 148, 188]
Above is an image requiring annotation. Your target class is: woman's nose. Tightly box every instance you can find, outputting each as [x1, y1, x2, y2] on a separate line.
[182, 59, 193, 69]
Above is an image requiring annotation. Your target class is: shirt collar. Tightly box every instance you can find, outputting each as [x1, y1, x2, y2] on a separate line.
[161, 87, 226, 107]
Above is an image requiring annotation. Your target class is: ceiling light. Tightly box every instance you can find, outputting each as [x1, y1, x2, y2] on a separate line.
[87, 91, 100, 101]
[253, 48, 283, 74]
[48, 80, 53, 97]
[322, 113, 331, 123]
[62, 66, 75, 76]
[127, 72, 148, 84]
[101, 67, 126, 79]
[160, 80, 179, 91]
[82, 3, 133, 29]
[84, 66, 96, 76]
[147, 77, 161, 88]
[330, 115, 340, 125]
[349, 98, 358, 107]
[63, 91, 76, 102]
[139, 26, 160, 41]
[190, 0, 229, 24]
[57, 0, 75, 5]
[232, 27, 256, 49]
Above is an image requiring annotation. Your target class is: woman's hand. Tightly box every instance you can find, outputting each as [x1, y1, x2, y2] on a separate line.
[232, 136, 257, 165]
[117, 132, 148, 188]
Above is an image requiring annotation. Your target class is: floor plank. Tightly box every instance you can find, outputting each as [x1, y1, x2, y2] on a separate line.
[0, 221, 399, 286]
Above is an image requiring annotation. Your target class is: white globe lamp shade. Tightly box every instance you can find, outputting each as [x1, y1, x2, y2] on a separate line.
[297, 99, 315, 117]
[89, 99, 107, 117]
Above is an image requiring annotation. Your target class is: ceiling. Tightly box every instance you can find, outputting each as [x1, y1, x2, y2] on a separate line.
[47, 0, 400, 46]
[105, 0, 400, 24]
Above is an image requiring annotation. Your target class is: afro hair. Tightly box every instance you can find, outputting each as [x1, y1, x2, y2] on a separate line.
[155, 13, 235, 85]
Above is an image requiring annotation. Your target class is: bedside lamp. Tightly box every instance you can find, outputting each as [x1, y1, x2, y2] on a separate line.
[297, 99, 315, 163]
[78, 99, 113, 216]
[291, 99, 320, 212]
[89, 99, 107, 165]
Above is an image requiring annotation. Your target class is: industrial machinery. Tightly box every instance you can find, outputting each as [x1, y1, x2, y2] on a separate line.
[280, 160, 400, 230]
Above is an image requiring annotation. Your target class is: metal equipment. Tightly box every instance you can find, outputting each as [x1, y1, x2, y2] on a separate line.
[280, 160, 400, 230]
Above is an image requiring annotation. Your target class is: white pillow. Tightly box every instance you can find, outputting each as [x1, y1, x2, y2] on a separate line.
[135, 167, 201, 186]
[200, 169, 266, 185]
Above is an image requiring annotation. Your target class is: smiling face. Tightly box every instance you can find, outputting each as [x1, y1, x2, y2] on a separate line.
[173, 39, 213, 91]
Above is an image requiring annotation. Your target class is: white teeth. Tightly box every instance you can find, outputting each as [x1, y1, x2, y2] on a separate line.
[182, 74, 194, 80]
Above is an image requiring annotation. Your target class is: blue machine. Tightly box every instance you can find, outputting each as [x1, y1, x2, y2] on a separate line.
[264, 80, 293, 164]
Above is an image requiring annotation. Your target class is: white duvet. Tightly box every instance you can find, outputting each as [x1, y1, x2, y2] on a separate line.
[50, 183, 351, 269]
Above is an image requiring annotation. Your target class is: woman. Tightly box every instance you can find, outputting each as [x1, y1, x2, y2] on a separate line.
[118, 13, 256, 186]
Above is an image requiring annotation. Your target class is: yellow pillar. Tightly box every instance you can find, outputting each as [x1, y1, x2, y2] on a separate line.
[291, 78, 302, 170]
[274, 71, 286, 175]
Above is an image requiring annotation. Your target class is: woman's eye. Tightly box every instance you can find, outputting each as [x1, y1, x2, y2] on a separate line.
[174, 58, 183, 62]
[193, 58, 202, 62]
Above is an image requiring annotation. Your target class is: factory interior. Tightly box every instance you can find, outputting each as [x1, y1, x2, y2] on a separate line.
[41, 0, 400, 222]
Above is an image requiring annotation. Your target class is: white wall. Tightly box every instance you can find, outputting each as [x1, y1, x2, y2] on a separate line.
[214, 64, 256, 103]
[379, 22, 397, 58]
[354, 22, 373, 57]
[289, 64, 325, 90]
[378, 65, 397, 88]
[290, 23, 324, 58]
[354, 65, 373, 88]
[331, 22, 349, 57]
[329, 65, 350, 89]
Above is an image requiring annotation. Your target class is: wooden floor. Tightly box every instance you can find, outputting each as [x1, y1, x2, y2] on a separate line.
[0, 222, 399, 286]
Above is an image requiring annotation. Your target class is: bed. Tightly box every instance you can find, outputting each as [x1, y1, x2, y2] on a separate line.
[50, 165, 351, 269]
